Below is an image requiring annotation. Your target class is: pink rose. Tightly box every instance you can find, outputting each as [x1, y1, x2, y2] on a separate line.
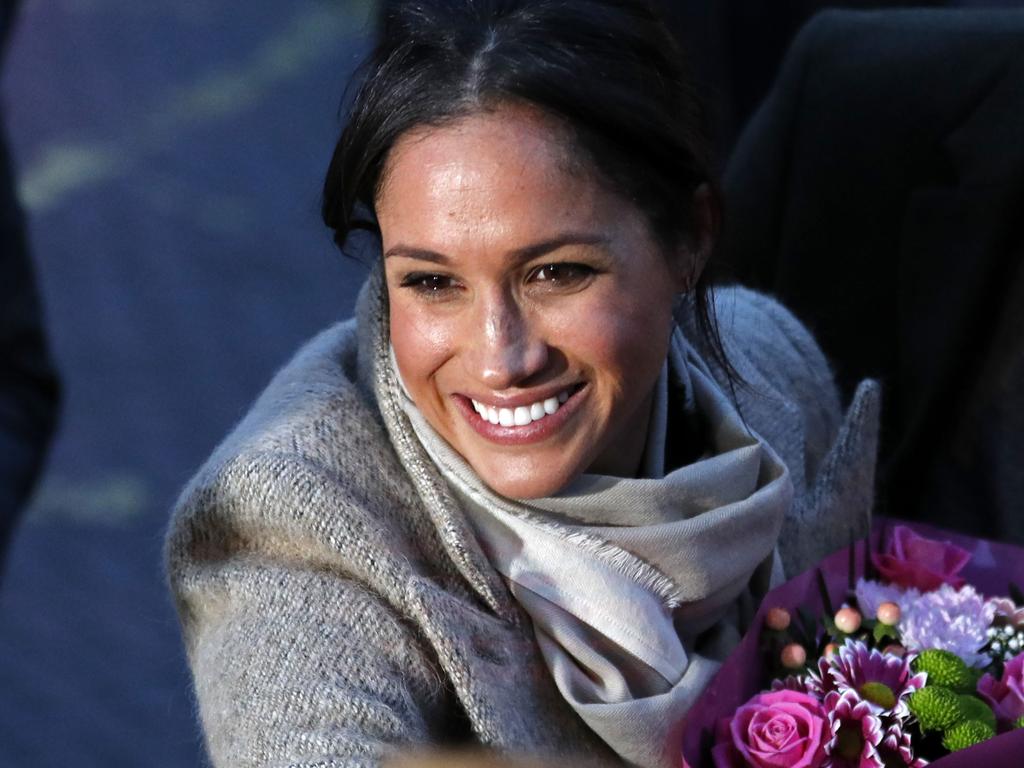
[872, 525, 971, 592]
[978, 652, 1024, 726]
[712, 689, 828, 768]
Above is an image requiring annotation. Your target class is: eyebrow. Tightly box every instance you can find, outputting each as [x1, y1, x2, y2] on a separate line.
[383, 232, 609, 264]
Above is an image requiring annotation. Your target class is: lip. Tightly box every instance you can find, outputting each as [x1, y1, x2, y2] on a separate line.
[461, 383, 580, 409]
[453, 383, 587, 446]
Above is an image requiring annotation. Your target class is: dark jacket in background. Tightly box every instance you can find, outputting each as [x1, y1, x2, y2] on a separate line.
[0, 0, 60, 569]
[721, 9, 1024, 540]
[656, 0, 945, 161]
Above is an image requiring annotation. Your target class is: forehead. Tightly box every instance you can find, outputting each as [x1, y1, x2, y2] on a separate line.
[379, 104, 582, 195]
[375, 105, 614, 241]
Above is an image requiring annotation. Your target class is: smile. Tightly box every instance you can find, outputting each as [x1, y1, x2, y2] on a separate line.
[470, 390, 571, 427]
[455, 384, 585, 446]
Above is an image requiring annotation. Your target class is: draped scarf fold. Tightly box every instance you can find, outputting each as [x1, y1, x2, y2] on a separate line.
[394, 327, 793, 768]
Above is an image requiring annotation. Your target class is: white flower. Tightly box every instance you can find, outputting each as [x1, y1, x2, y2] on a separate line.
[899, 584, 996, 667]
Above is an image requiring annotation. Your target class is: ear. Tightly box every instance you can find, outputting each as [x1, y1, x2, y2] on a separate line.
[672, 183, 719, 292]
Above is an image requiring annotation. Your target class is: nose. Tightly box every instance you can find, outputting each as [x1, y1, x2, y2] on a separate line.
[465, 289, 548, 390]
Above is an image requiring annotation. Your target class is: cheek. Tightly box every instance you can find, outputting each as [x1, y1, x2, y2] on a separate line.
[389, 298, 458, 397]
[554, 289, 674, 389]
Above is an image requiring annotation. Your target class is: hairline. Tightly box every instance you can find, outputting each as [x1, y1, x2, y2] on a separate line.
[372, 96, 672, 251]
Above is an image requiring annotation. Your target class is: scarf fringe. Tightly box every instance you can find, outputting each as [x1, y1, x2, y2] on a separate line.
[508, 509, 685, 610]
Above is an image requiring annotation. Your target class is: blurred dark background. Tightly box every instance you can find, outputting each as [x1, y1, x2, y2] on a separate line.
[0, 0, 1021, 765]
[0, 1, 373, 765]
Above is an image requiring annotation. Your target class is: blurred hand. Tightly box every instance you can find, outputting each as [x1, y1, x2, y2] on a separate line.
[384, 749, 592, 768]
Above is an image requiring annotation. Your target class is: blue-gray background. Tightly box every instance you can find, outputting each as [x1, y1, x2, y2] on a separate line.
[0, 2, 374, 765]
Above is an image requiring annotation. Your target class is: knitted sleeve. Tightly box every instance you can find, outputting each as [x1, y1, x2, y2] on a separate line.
[166, 451, 450, 768]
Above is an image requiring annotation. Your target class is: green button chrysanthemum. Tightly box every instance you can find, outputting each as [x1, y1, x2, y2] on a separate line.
[942, 720, 995, 752]
[909, 685, 960, 731]
[956, 695, 996, 730]
[911, 649, 976, 693]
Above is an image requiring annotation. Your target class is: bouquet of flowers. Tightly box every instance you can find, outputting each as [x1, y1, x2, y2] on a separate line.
[681, 522, 1024, 767]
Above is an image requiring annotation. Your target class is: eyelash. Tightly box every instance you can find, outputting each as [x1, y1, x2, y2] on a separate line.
[399, 272, 458, 295]
[528, 262, 597, 287]
[399, 262, 598, 298]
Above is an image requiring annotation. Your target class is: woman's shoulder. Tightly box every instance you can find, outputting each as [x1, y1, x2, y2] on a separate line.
[712, 286, 838, 408]
[167, 318, 419, 542]
[683, 285, 841, 426]
[695, 287, 882, 575]
[681, 286, 843, 494]
[196, 319, 373, 470]
[165, 317, 435, 602]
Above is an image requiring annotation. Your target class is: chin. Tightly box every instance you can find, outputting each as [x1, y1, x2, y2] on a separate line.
[474, 459, 582, 500]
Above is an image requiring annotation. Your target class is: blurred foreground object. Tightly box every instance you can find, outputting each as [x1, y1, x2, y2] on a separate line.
[723, 8, 1024, 541]
[385, 749, 596, 768]
[0, 0, 60, 576]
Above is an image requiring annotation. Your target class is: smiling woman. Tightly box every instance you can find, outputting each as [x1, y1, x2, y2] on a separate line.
[166, 2, 882, 767]
[380, 105, 689, 498]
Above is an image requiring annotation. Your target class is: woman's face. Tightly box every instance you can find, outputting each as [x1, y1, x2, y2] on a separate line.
[377, 105, 691, 498]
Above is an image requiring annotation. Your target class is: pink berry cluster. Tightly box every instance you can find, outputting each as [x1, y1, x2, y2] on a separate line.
[763, 600, 905, 673]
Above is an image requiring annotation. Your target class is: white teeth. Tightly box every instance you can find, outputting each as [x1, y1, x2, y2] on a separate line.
[471, 389, 574, 428]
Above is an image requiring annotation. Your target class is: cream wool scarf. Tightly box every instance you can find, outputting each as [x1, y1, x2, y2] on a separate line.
[394, 328, 793, 768]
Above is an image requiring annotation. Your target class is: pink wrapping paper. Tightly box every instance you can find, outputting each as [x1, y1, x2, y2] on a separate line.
[680, 520, 1024, 767]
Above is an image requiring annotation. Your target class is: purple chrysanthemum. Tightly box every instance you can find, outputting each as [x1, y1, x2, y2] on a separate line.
[823, 689, 885, 768]
[874, 722, 928, 767]
[823, 640, 925, 719]
[807, 654, 839, 698]
[855, 578, 919, 621]
[899, 584, 996, 668]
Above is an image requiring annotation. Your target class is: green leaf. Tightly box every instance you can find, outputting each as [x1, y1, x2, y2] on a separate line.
[797, 607, 818, 646]
[816, 569, 835, 617]
[874, 622, 897, 644]
[824, 617, 849, 644]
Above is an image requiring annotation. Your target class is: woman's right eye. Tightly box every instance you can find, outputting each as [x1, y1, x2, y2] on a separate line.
[399, 272, 459, 295]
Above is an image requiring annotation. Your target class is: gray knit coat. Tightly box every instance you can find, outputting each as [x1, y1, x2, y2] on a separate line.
[166, 268, 880, 768]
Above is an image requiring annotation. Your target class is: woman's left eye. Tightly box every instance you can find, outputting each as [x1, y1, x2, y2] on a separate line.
[528, 263, 596, 289]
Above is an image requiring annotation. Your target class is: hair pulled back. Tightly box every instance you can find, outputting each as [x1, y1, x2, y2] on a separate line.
[322, 0, 731, 373]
